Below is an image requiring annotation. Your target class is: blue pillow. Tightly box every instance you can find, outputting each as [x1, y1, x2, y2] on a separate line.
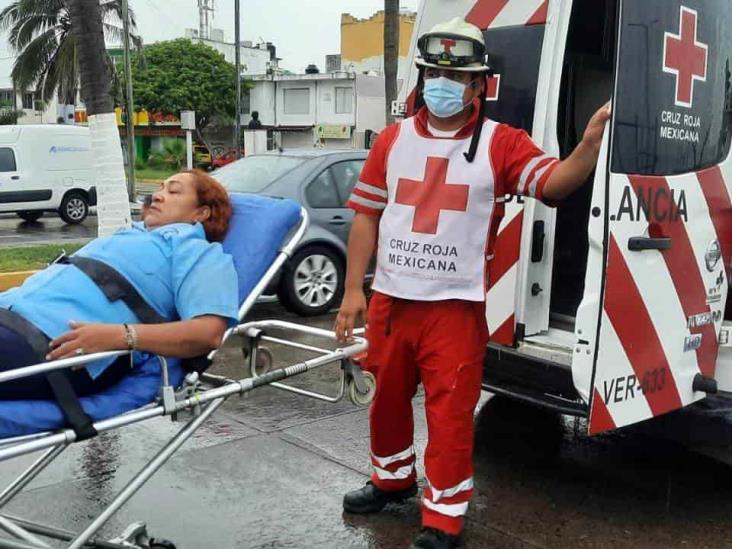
[222, 193, 302, 303]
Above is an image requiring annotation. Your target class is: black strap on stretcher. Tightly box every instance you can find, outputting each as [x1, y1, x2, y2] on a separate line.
[61, 256, 212, 374]
[58, 256, 167, 325]
[0, 308, 98, 441]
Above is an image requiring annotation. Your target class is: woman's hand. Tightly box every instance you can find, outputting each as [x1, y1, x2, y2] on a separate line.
[47, 321, 126, 361]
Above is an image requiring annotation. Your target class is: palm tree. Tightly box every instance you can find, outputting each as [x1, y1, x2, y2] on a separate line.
[68, 0, 131, 234]
[0, 0, 139, 110]
[384, 0, 400, 125]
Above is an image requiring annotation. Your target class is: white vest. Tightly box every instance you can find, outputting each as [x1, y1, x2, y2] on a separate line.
[373, 116, 501, 302]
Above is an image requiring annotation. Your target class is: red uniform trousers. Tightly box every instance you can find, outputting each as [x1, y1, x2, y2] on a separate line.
[364, 291, 489, 535]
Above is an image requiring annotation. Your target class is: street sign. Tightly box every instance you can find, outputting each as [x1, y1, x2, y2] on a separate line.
[315, 124, 351, 139]
[181, 111, 196, 130]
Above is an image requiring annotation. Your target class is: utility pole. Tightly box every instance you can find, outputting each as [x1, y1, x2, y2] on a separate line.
[384, 0, 400, 125]
[122, 0, 136, 200]
[234, 0, 242, 158]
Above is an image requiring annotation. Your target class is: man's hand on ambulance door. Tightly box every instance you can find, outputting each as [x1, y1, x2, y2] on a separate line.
[581, 101, 612, 153]
[543, 101, 612, 201]
[334, 289, 368, 343]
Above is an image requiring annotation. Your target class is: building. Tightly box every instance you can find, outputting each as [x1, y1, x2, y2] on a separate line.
[246, 71, 386, 149]
[340, 9, 416, 75]
[184, 29, 280, 76]
[0, 49, 60, 125]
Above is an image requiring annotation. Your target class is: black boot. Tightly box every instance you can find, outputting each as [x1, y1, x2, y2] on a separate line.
[342, 481, 418, 513]
[410, 527, 460, 549]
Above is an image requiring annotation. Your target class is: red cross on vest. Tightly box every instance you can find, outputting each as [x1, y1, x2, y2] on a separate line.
[395, 157, 470, 235]
[663, 6, 708, 108]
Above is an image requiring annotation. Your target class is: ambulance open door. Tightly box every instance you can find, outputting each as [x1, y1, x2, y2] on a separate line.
[573, 0, 732, 434]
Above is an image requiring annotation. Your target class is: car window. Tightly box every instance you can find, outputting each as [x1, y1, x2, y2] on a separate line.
[329, 160, 365, 206]
[214, 155, 306, 193]
[0, 148, 16, 172]
[306, 169, 340, 208]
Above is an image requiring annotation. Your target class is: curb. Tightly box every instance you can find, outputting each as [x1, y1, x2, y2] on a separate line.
[0, 271, 37, 292]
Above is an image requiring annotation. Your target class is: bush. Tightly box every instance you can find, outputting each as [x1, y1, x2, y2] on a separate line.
[146, 152, 167, 169]
[147, 139, 186, 170]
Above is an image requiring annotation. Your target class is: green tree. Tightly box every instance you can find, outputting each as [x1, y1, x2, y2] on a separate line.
[0, 0, 140, 105]
[132, 39, 239, 135]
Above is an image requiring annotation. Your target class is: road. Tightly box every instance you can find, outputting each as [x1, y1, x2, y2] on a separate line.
[0, 302, 731, 548]
[0, 213, 97, 246]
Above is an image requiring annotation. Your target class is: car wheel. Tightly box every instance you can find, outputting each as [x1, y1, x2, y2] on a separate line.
[17, 211, 43, 222]
[279, 245, 344, 316]
[59, 192, 89, 224]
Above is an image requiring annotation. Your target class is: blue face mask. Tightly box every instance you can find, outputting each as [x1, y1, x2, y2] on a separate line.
[422, 77, 469, 118]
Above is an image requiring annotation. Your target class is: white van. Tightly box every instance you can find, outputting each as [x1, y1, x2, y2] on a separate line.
[398, 0, 732, 434]
[0, 124, 96, 224]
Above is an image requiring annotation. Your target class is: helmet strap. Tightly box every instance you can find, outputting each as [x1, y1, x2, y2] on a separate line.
[414, 67, 426, 115]
[463, 80, 487, 163]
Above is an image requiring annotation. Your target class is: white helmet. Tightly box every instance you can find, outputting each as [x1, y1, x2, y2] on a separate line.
[415, 18, 490, 73]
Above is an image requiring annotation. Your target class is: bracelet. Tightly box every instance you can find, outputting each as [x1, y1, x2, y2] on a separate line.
[123, 323, 138, 350]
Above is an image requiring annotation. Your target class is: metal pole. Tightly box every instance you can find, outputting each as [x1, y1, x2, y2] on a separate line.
[67, 398, 226, 549]
[234, 0, 242, 159]
[186, 130, 193, 170]
[122, 0, 136, 201]
[0, 446, 66, 509]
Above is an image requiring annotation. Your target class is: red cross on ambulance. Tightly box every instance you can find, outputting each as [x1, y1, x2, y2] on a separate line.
[395, 157, 470, 235]
[663, 5, 708, 108]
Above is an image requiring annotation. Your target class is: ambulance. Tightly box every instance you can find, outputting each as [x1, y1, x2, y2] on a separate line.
[396, 0, 732, 434]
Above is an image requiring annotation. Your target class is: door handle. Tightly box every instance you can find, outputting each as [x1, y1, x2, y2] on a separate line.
[329, 216, 346, 226]
[531, 220, 545, 262]
[10, 176, 19, 180]
[628, 237, 672, 251]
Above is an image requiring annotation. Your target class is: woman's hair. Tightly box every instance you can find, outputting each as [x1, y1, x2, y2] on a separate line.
[181, 169, 232, 242]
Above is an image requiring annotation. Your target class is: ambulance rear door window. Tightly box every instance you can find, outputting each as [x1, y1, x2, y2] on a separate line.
[483, 25, 545, 133]
[611, 0, 732, 176]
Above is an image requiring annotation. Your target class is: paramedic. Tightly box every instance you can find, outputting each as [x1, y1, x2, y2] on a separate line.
[0, 169, 239, 400]
[335, 18, 610, 549]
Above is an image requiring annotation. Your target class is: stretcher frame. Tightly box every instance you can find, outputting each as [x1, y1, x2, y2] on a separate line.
[0, 208, 372, 549]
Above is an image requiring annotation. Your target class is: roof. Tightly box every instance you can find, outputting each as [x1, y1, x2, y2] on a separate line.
[250, 71, 357, 82]
[256, 148, 368, 158]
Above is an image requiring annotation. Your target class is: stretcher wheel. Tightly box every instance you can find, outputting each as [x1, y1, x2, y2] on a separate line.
[254, 346, 274, 375]
[348, 371, 376, 406]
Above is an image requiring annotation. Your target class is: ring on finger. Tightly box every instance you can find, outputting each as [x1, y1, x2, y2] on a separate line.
[75, 348, 85, 356]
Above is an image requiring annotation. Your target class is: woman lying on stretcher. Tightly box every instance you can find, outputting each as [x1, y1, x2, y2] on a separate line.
[0, 169, 240, 400]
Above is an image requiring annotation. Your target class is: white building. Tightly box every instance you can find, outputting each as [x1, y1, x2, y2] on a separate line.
[246, 71, 386, 150]
[0, 50, 60, 125]
[184, 28, 279, 76]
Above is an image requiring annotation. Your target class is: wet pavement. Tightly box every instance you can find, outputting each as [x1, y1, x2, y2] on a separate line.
[0, 303, 732, 548]
[0, 213, 97, 246]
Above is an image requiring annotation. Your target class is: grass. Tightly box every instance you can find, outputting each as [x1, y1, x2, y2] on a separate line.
[0, 243, 86, 273]
[135, 166, 175, 182]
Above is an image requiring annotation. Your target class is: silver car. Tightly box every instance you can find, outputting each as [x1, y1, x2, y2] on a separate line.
[213, 149, 368, 316]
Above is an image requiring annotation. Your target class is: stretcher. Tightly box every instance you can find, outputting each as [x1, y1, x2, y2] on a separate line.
[0, 194, 373, 549]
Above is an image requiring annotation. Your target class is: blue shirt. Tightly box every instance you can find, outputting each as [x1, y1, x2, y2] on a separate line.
[0, 222, 239, 378]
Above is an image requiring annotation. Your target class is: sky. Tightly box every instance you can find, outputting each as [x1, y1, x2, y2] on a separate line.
[0, 0, 419, 74]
